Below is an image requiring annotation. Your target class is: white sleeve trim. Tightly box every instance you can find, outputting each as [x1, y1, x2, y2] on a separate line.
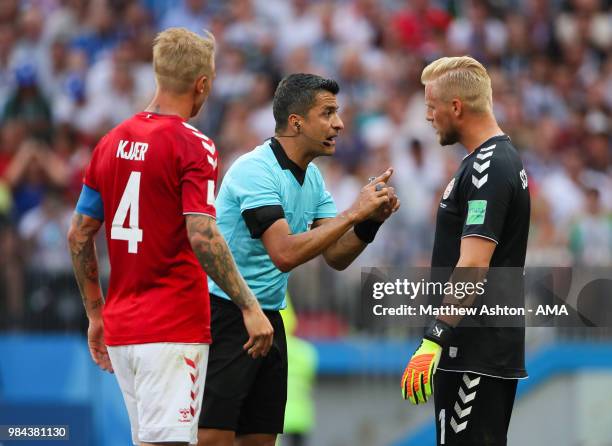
[183, 212, 216, 219]
[461, 234, 499, 245]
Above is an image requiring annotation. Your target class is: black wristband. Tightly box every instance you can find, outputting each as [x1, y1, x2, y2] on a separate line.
[354, 219, 383, 243]
[423, 319, 453, 347]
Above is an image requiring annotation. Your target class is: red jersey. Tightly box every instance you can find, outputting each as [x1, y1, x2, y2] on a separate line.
[84, 112, 218, 346]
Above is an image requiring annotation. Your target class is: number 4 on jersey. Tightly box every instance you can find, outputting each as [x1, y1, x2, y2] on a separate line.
[111, 171, 143, 253]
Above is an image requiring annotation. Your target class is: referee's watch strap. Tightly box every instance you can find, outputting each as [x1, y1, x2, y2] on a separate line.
[423, 319, 453, 347]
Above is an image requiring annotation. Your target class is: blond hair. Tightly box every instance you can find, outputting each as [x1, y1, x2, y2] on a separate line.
[421, 56, 492, 113]
[153, 28, 215, 94]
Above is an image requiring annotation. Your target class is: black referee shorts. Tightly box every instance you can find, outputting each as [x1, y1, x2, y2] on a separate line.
[434, 370, 518, 446]
[198, 295, 287, 435]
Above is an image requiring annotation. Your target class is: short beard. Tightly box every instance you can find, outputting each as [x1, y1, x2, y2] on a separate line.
[439, 126, 460, 146]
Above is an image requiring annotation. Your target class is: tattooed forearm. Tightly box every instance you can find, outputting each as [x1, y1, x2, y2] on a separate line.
[186, 215, 257, 310]
[67, 213, 104, 318]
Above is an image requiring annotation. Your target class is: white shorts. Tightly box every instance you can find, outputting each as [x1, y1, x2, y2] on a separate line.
[107, 343, 209, 445]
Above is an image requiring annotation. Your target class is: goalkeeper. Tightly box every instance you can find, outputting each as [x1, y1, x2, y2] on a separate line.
[401, 56, 530, 446]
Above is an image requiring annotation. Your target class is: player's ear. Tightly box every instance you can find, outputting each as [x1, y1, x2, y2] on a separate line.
[288, 114, 302, 133]
[451, 98, 462, 118]
[195, 74, 211, 97]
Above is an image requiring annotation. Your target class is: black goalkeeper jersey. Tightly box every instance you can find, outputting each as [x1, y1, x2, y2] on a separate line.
[431, 135, 530, 378]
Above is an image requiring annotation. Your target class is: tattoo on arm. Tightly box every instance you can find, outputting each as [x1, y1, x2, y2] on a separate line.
[186, 215, 257, 310]
[68, 213, 104, 316]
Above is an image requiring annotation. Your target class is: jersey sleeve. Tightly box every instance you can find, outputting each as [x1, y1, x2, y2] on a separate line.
[313, 165, 337, 219]
[233, 158, 282, 211]
[83, 136, 106, 191]
[229, 157, 284, 238]
[179, 134, 218, 218]
[75, 184, 104, 221]
[461, 153, 514, 243]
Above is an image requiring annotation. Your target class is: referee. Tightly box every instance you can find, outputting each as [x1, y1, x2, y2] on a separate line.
[401, 56, 530, 446]
[198, 73, 399, 446]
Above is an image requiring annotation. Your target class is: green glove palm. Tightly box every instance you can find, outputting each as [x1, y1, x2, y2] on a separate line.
[401, 339, 442, 404]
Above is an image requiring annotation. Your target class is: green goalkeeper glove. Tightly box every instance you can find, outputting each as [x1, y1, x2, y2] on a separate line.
[401, 319, 452, 404]
[401, 339, 441, 404]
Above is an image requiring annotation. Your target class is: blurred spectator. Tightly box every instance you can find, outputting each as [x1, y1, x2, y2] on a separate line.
[18, 187, 82, 330]
[526, 194, 573, 266]
[213, 46, 254, 100]
[69, 0, 123, 64]
[540, 149, 588, 225]
[447, 0, 507, 63]
[53, 73, 88, 130]
[81, 42, 153, 137]
[41, 0, 88, 44]
[19, 188, 72, 276]
[556, 0, 611, 53]
[524, 0, 559, 56]
[336, 49, 374, 109]
[331, 0, 380, 49]
[569, 188, 612, 266]
[10, 6, 47, 69]
[0, 217, 24, 330]
[0, 24, 16, 113]
[3, 64, 52, 141]
[224, 0, 272, 54]
[246, 72, 275, 140]
[3, 139, 68, 219]
[522, 55, 569, 122]
[160, 0, 211, 34]
[38, 36, 72, 102]
[0, 0, 18, 25]
[277, 0, 322, 57]
[310, 5, 340, 78]
[281, 295, 318, 446]
[216, 99, 260, 165]
[0, 0, 607, 333]
[393, 0, 452, 57]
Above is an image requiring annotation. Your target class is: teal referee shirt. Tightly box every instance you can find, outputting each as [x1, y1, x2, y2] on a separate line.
[208, 138, 337, 310]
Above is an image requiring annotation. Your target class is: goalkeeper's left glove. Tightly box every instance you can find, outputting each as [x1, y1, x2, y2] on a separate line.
[401, 319, 452, 404]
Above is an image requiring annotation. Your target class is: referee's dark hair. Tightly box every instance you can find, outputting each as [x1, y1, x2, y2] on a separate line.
[273, 73, 340, 132]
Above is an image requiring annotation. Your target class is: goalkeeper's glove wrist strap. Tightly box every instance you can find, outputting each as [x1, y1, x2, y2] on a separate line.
[423, 319, 453, 347]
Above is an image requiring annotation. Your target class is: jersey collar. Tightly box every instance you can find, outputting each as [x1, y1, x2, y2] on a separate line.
[475, 134, 510, 150]
[269, 137, 306, 185]
[463, 134, 510, 160]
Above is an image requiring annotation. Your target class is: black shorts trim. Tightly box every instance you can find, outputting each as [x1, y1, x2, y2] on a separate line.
[199, 295, 287, 435]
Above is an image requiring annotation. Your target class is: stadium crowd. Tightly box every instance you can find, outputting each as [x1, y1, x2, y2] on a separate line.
[0, 0, 609, 331]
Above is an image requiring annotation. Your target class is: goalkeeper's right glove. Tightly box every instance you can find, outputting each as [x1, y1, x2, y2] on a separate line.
[401, 319, 452, 404]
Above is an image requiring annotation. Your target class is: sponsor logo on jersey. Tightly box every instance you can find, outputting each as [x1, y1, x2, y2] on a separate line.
[520, 169, 528, 189]
[443, 178, 455, 200]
